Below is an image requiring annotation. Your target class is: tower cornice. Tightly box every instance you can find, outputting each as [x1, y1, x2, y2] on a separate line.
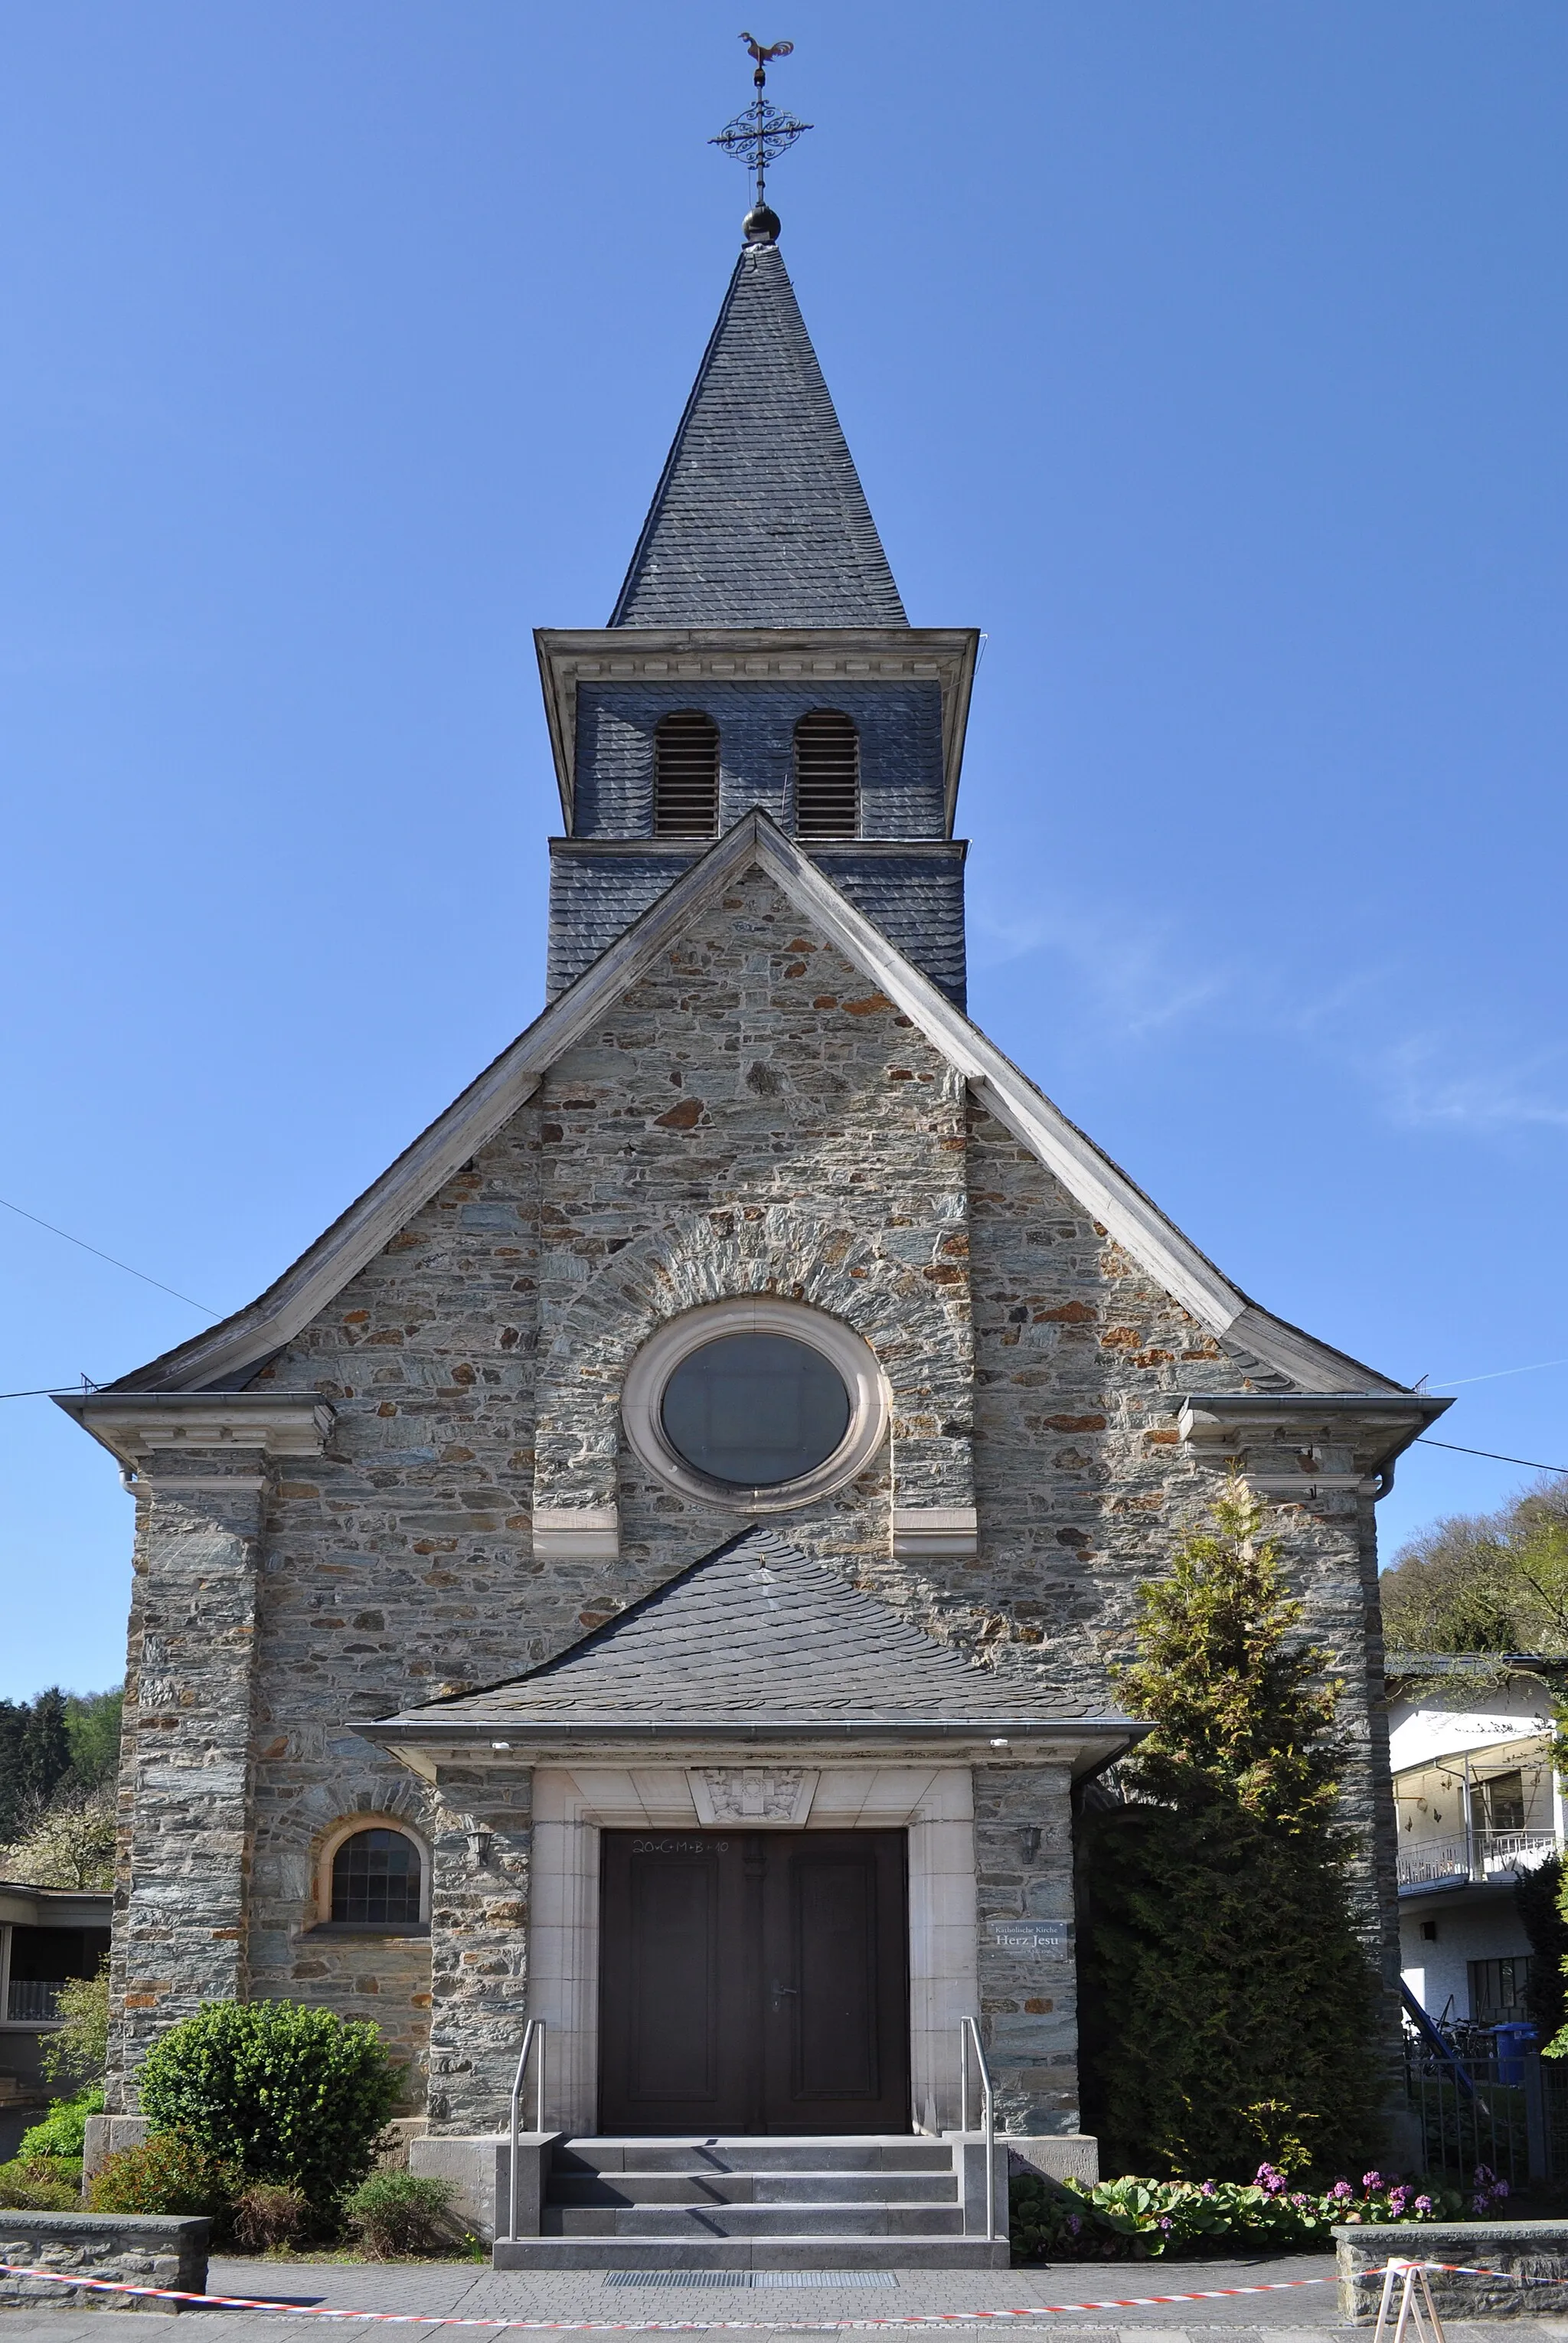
[534, 625, 979, 835]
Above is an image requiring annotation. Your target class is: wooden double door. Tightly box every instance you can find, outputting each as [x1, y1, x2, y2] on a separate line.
[599, 1828, 910, 2134]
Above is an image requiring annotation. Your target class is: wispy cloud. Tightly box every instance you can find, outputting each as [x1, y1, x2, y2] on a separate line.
[968, 892, 1238, 1038]
[969, 883, 1568, 1141]
[1383, 1038, 1568, 1134]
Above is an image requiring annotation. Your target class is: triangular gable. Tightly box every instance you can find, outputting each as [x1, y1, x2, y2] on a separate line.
[609, 237, 907, 630]
[88, 810, 1406, 1399]
[371, 1525, 1115, 1731]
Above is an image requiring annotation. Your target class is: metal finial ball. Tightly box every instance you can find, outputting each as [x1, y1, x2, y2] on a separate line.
[743, 201, 781, 243]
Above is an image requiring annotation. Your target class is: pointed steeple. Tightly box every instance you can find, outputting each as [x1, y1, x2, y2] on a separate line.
[609, 227, 908, 629]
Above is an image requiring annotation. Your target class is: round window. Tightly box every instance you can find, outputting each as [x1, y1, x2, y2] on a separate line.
[622, 1298, 891, 1511]
[660, 1332, 852, 1487]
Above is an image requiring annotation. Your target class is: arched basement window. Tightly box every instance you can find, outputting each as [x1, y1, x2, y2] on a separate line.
[330, 1826, 423, 1926]
[794, 710, 860, 840]
[653, 710, 720, 835]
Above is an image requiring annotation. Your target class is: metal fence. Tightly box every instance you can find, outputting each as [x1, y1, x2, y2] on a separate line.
[5, 1979, 63, 2022]
[1396, 1829, 1557, 1890]
[1403, 2034, 1568, 2186]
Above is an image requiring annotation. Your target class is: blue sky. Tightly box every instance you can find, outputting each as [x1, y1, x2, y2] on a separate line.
[2, 2, 1565, 1698]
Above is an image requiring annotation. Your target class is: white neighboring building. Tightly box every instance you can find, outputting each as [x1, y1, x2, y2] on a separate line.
[1391, 1657, 1567, 2028]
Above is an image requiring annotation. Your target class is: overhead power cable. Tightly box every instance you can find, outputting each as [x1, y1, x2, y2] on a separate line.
[0, 1194, 220, 1318]
[1416, 1436, 1568, 1478]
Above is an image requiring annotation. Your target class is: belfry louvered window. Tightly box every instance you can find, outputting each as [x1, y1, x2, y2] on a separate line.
[794, 710, 860, 840]
[653, 710, 720, 835]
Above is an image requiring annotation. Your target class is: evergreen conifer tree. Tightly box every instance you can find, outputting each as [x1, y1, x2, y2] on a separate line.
[1080, 1479, 1383, 2181]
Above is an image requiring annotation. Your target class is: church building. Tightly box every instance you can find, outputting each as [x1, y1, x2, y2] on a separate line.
[63, 172, 1445, 2266]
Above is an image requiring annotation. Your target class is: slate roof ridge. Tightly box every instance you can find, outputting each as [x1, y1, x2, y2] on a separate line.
[408, 1522, 770, 1711]
[609, 237, 908, 630]
[68, 811, 1426, 1410]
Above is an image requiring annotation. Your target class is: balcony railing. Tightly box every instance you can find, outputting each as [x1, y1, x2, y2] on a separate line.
[5, 1980, 63, 2022]
[1397, 1828, 1558, 1889]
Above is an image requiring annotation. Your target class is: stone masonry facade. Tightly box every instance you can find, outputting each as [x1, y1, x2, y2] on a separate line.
[100, 861, 1403, 2138]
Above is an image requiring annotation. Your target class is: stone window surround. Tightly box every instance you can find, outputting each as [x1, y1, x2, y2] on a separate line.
[310, 1815, 433, 1933]
[620, 1296, 891, 1515]
[528, 1760, 979, 2136]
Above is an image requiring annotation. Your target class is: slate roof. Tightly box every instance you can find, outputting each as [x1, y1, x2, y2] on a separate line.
[609, 237, 908, 630]
[377, 1526, 1101, 1733]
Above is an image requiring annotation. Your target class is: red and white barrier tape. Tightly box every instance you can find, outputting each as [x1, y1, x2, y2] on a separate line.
[0, 2256, 1525, 2329]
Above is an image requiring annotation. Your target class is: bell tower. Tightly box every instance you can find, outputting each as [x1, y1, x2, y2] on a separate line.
[537, 198, 978, 1006]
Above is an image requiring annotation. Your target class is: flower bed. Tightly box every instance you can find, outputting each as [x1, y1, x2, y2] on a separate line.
[1009, 2165, 1503, 2261]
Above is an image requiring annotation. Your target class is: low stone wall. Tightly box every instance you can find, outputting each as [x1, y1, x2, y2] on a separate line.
[1004, 2135, 1099, 2187]
[81, 2116, 150, 2181]
[410, 2132, 560, 2244]
[1335, 2222, 1568, 2322]
[0, 2211, 209, 2314]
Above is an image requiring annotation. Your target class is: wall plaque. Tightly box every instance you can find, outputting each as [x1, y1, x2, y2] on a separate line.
[991, 1923, 1071, 1953]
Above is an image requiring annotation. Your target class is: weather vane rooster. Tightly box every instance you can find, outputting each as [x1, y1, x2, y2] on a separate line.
[710, 31, 812, 230]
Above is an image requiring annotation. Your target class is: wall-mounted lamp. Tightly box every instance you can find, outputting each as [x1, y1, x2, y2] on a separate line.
[1020, 1826, 1041, 1864]
[465, 1828, 493, 1867]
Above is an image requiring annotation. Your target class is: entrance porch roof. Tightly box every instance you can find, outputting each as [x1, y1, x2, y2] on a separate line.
[362, 1525, 1145, 1776]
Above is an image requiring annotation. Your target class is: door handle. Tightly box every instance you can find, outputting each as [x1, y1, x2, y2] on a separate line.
[770, 1982, 798, 2011]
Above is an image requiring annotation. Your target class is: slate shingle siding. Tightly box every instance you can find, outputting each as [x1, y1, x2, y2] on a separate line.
[547, 846, 701, 997]
[556, 681, 960, 1001]
[547, 839, 967, 1007]
[572, 682, 946, 838]
[810, 847, 966, 1008]
[610, 239, 908, 630]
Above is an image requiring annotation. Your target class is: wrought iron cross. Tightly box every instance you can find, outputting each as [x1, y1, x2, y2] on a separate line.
[710, 31, 812, 220]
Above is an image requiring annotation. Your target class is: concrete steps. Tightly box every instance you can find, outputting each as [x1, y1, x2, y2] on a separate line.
[492, 2134, 1008, 2272]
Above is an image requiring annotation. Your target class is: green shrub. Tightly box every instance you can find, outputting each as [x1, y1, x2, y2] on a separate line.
[341, 2171, 457, 2259]
[1009, 2166, 1465, 2262]
[0, 2154, 80, 2211]
[40, 1966, 109, 2091]
[19, 2084, 103, 2163]
[138, 1999, 399, 2205]
[87, 2130, 238, 2217]
[231, 2178, 313, 2251]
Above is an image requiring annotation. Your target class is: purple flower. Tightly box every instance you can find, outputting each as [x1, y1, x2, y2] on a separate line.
[1363, 2172, 1384, 2191]
[1415, 2197, 1432, 2215]
[1200, 2181, 1217, 2198]
[1159, 2217, 1173, 2234]
[1331, 2181, 1353, 2200]
[1496, 2180, 1511, 2200]
[1067, 2214, 1083, 2236]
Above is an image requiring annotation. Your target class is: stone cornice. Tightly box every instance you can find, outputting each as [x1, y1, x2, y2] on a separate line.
[1177, 1390, 1452, 1492]
[534, 626, 980, 836]
[54, 1390, 335, 1467]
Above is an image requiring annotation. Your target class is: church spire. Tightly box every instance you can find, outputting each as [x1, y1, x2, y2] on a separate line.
[608, 38, 906, 631]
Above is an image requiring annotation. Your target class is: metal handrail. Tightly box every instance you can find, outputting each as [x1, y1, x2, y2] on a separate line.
[503, 2018, 546, 2244]
[958, 2015, 995, 2244]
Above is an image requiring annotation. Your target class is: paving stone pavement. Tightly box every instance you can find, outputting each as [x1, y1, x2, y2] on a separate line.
[6, 2254, 1568, 2343]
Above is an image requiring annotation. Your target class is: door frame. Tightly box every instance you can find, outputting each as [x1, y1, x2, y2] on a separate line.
[531, 1763, 978, 2135]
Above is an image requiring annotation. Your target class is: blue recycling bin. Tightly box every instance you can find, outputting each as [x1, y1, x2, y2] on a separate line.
[1493, 2021, 1537, 2083]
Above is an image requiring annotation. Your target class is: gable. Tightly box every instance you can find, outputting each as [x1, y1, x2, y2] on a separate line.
[82, 812, 1407, 1403]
